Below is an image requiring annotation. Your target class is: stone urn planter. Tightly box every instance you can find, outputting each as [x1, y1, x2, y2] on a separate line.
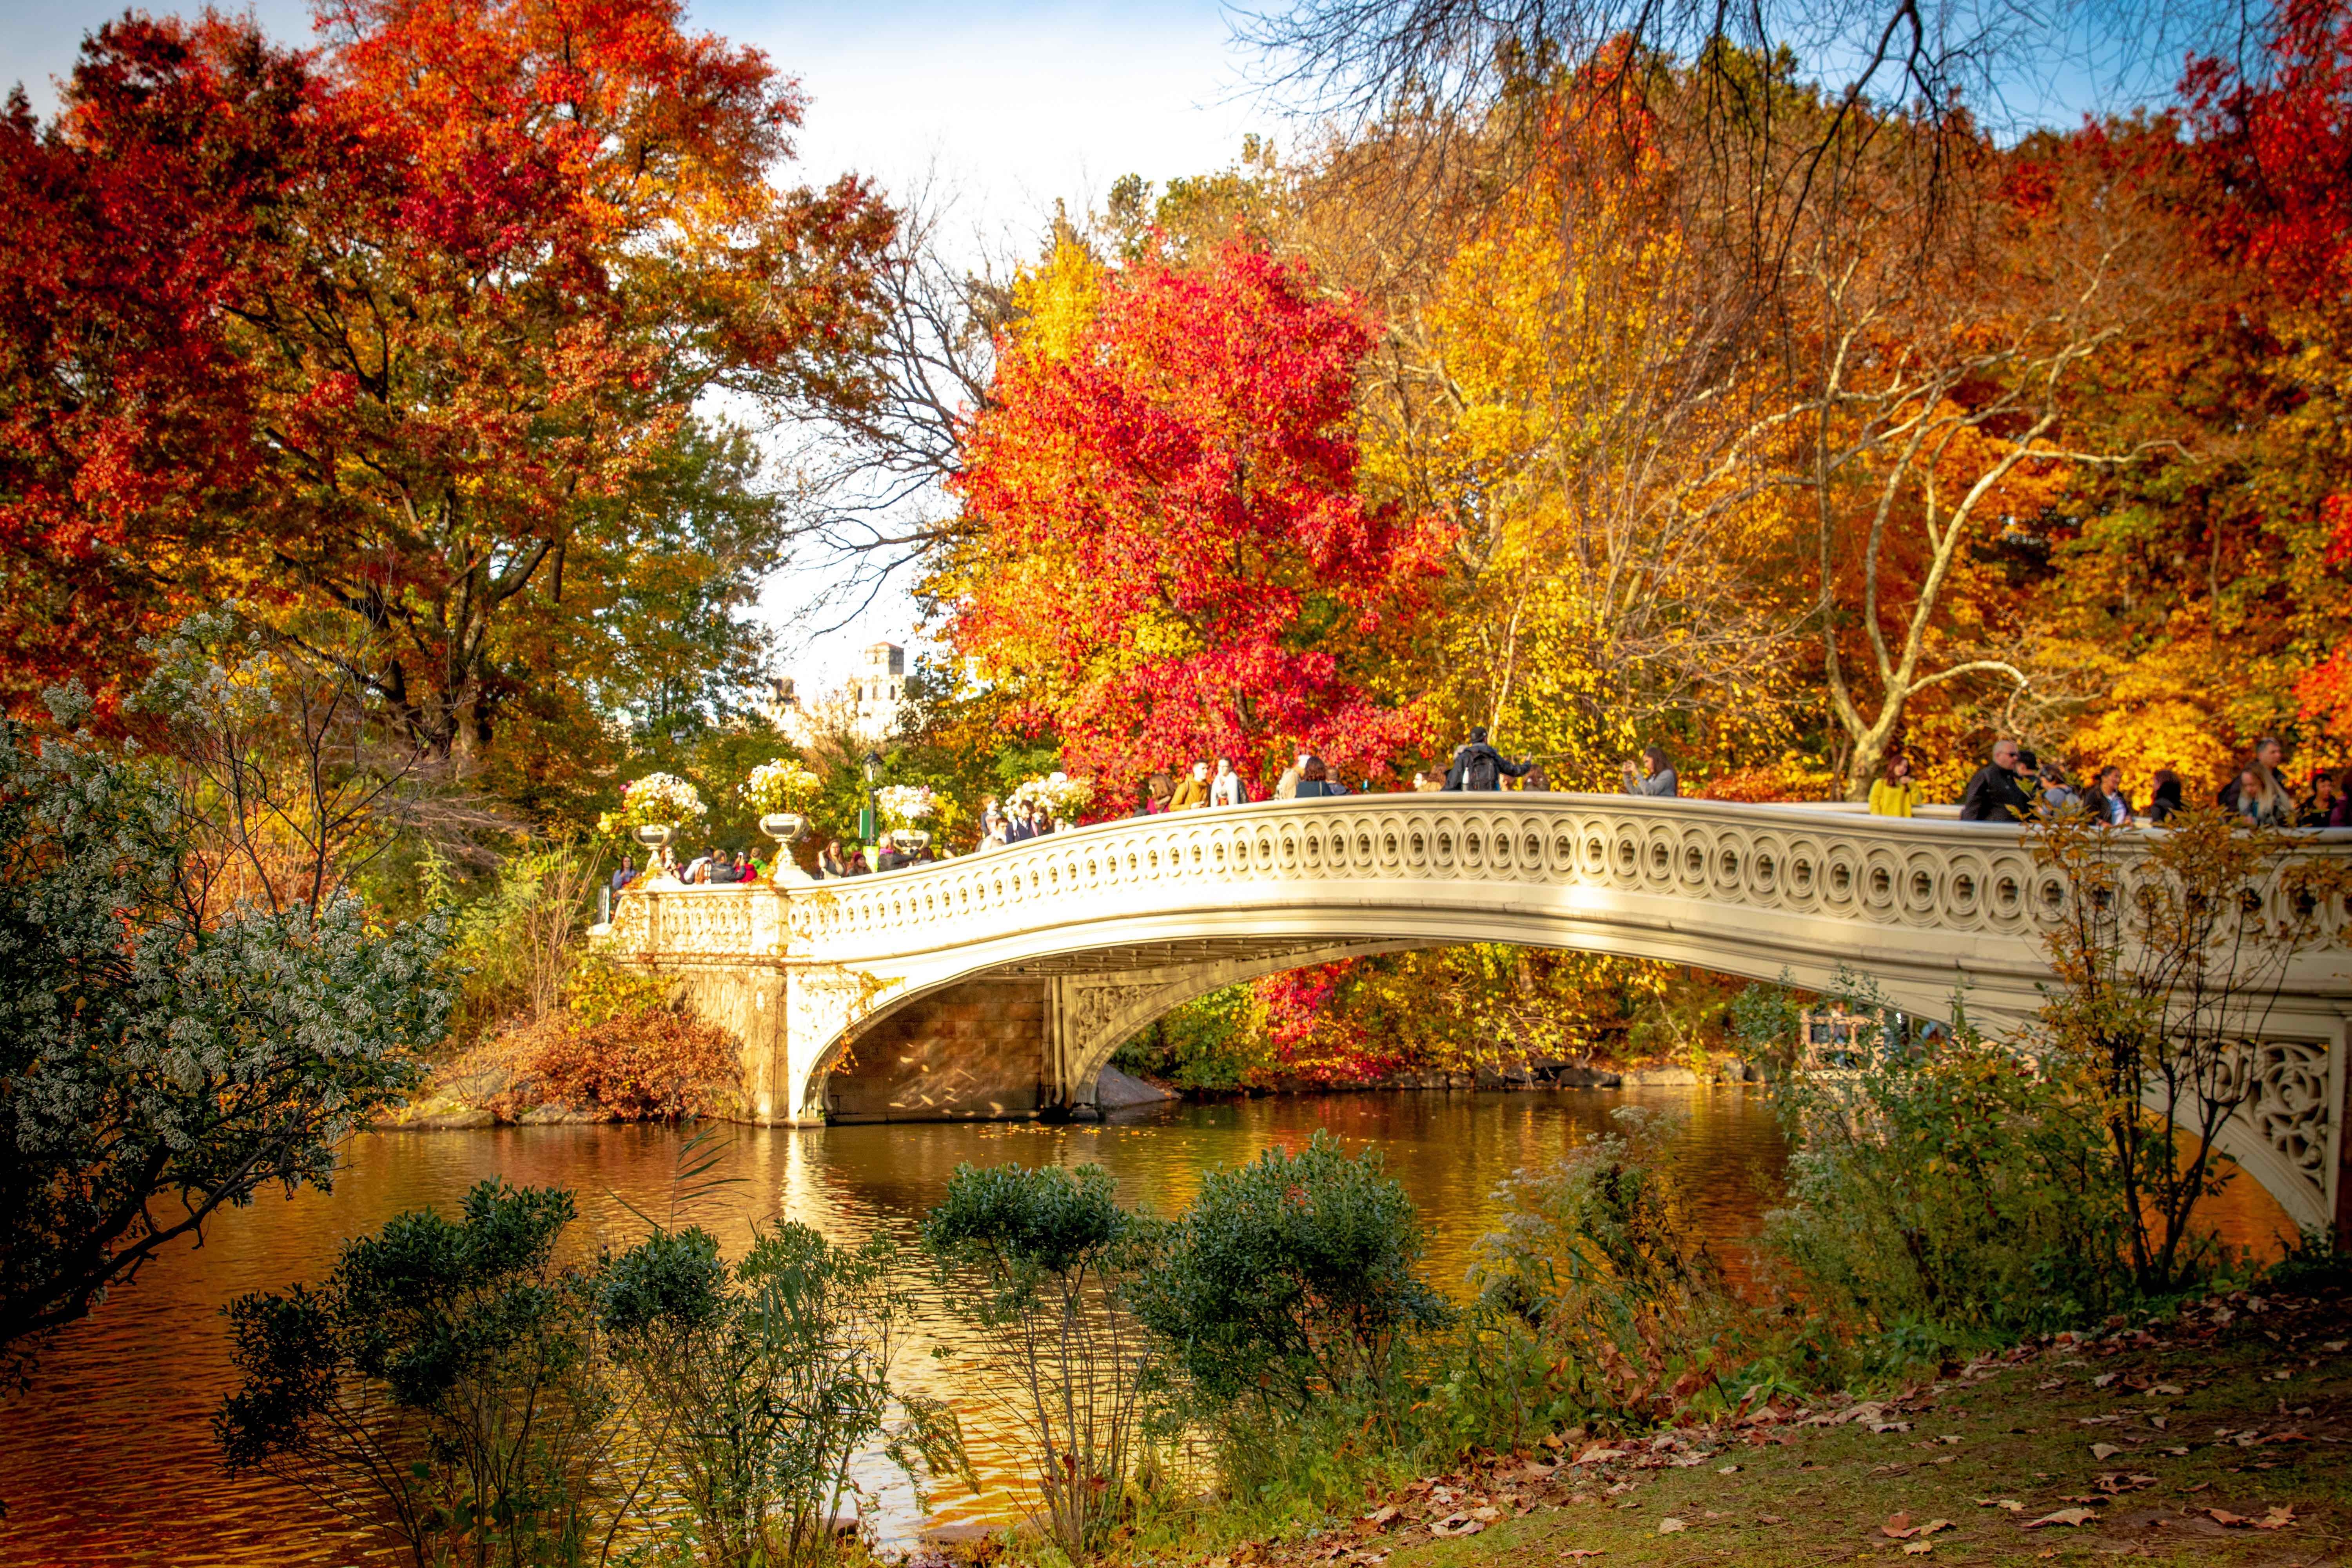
[760, 811, 814, 885]
[890, 828, 933, 856]
[633, 823, 682, 885]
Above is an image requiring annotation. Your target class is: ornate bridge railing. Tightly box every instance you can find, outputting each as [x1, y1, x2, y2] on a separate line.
[608, 795, 2350, 972]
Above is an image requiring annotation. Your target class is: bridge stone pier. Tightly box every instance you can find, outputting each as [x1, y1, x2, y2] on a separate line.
[592, 795, 2352, 1237]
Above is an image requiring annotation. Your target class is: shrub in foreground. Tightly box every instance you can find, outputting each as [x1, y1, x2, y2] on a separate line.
[1131, 1132, 1450, 1418]
[220, 1183, 948, 1568]
[1763, 1011, 2127, 1351]
[921, 1163, 1159, 1559]
[216, 1181, 612, 1568]
[1449, 1109, 1745, 1441]
[603, 1222, 965, 1568]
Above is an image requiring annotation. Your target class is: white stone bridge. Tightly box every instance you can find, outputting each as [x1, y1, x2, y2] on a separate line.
[594, 795, 2352, 1235]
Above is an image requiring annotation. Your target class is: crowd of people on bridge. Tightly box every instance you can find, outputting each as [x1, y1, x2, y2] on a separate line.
[613, 723, 2343, 899]
[1929, 734, 2348, 828]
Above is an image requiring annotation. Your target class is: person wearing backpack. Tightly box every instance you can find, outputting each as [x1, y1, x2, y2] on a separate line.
[1443, 726, 1530, 791]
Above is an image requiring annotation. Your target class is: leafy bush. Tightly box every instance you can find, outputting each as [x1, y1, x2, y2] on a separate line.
[444, 840, 604, 1047]
[602, 1223, 965, 1568]
[1461, 1110, 1742, 1431]
[920, 1163, 1158, 1559]
[1112, 985, 1264, 1091]
[216, 1181, 615, 1568]
[2030, 809, 2352, 1294]
[488, 1005, 740, 1122]
[1131, 1132, 1451, 1421]
[2263, 1228, 2352, 1295]
[563, 955, 679, 1027]
[1, 685, 451, 1383]
[1762, 1011, 2126, 1346]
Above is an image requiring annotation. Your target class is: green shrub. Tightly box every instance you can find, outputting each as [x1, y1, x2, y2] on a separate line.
[1130, 1132, 1452, 1421]
[602, 1223, 962, 1568]
[1460, 1109, 1743, 1432]
[216, 1181, 613, 1568]
[920, 1163, 1158, 1559]
[1762, 1011, 2127, 1344]
[2261, 1228, 2352, 1296]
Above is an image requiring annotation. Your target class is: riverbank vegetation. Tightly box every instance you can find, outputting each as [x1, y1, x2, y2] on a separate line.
[209, 1078, 2345, 1567]
[203, 805, 2352, 1561]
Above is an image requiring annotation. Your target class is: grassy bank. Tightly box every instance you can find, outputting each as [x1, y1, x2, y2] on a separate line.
[1106, 1289, 2349, 1568]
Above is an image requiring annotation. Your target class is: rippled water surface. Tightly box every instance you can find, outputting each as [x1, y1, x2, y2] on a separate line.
[0, 1087, 2292, 1566]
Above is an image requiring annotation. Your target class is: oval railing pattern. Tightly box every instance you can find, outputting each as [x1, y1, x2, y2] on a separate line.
[605, 795, 2352, 965]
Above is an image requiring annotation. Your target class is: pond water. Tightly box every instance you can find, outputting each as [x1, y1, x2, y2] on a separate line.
[0, 1087, 2294, 1566]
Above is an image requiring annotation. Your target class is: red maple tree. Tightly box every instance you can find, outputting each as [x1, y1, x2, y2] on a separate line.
[2183, 0, 2352, 737]
[0, 0, 893, 755]
[944, 237, 1448, 797]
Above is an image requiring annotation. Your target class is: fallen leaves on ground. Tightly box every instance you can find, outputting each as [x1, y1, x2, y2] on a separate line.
[2024, 1507, 2100, 1528]
[1882, 1514, 1953, 1540]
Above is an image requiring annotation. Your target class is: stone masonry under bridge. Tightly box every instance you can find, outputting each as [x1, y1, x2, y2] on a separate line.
[590, 795, 2352, 1238]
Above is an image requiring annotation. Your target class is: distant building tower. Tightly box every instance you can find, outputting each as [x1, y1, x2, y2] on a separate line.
[759, 642, 909, 746]
[853, 642, 908, 737]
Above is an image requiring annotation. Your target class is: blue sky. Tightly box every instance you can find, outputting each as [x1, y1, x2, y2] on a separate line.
[3, 2, 1268, 231]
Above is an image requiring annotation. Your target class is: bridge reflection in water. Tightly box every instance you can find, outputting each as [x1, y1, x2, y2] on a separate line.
[596, 794, 2352, 1237]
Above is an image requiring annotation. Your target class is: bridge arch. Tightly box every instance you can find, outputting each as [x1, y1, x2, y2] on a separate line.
[599, 795, 2352, 1236]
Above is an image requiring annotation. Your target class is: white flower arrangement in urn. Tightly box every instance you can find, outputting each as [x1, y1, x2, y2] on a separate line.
[599, 772, 707, 834]
[1011, 771, 1093, 829]
[742, 758, 822, 817]
[874, 783, 936, 829]
[743, 759, 824, 885]
[599, 773, 706, 884]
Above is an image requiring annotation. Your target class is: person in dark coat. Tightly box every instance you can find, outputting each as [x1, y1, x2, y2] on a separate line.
[1294, 756, 1350, 799]
[2299, 768, 2340, 828]
[2147, 770, 2185, 825]
[1443, 726, 1531, 791]
[1958, 738, 2034, 822]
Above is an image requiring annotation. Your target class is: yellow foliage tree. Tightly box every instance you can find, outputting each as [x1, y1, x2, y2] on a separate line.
[1357, 111, 1809, 788]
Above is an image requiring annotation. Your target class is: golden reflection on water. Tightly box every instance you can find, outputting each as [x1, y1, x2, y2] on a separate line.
[0, 1087, 2297, 1566]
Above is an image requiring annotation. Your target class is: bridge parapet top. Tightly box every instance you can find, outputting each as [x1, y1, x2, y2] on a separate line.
[595, 793, 2352, 971]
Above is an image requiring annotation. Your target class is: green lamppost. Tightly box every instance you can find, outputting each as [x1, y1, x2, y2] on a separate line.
[860, 750, 881, 846]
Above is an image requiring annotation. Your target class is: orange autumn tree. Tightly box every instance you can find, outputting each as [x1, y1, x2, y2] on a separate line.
[0, 0, 893, 763]
[939, 236, 1448, 795]
[2183, 0, 2352, 751]
[1355, 76, 1812, 788]
[1765, 112, 2182, 795]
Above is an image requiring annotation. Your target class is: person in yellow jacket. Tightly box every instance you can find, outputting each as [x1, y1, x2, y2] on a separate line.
[1169, 760, 1211, 809]
[1869, 754, 1922, 816]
